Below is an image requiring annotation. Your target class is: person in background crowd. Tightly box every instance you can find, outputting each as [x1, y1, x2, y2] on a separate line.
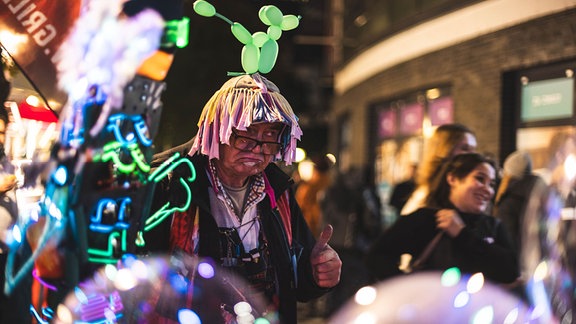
[494, 150, 544, 251]
[401, 123, 477, 215]
[366, 153, 519, 285]
[389, 163, 417, 215]
[295, 155, 333, 238]
[320, 166, 382, 316]
[150, 73, 341, 323]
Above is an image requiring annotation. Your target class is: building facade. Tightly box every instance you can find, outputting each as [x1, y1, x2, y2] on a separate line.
[331, 0, 576, 208]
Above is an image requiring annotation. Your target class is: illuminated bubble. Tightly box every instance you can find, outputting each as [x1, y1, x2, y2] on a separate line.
[354, 286, 377, 305]
[74, 287, 88, 304]
[453, 291, 469, 308]
[237, 313, 256, 324]
[130, 259, 149, 279]
[104, 264, 117, 281]
[533, 261, 548, 282]
[54, 166, 68, 185]
[520, 132, 576, 323]
[353, 311, 377, 324]
[55, 304, 73, 323]
[396, 304, 417, 322]
[114, 268, 138, 291]
[329, 272, 531, 324]
[441, 267, 461, 287]
[55, 255, 276, 323]
[12, 224, 22, 243]
[122, 253, 138, 267]
[503, 307, 519, 324]
[466, 273, 484, 294]
[49, 203, 62, 220]
[178, 309, 201, 324]
[471, 306, 494, 324]
[198, 262, 215, 279]
[234, 301, 252, 316]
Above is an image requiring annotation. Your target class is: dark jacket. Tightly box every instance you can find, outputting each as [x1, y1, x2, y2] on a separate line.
[149, 147, 327, 323]
[494, 174, 545, 251]
[366, 207, 519, 284]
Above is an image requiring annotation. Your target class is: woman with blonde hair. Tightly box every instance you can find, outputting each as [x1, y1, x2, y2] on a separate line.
[400, 123, 477, 215]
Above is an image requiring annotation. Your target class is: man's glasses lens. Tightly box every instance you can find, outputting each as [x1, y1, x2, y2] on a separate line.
[233, 132, 282, 155]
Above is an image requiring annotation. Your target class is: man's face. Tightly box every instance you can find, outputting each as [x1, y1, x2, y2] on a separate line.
[214, 123, 284, 187]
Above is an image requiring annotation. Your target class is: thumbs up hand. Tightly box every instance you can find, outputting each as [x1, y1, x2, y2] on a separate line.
[310, 224, 342, 288]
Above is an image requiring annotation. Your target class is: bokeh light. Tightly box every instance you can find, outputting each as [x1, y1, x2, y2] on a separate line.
[330, 272, 531, 324]
[354, 286, 377, 306]
[466, 273, 484, 294]
[53, 254, 277, 323]
[441, 267, 461, 287]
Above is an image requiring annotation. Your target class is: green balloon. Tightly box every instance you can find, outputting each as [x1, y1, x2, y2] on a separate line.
[231, 22, 253, 45]
[258, 39, 278, 74]
[252, 31, 269, 47]
[264, 6, 283, 26]
[193, 0, 216, 17]
[267, 25, 282, 41]
[258, 6, 272, 25]
[242, 43, 259, 74]
[281, 15, 300, 31]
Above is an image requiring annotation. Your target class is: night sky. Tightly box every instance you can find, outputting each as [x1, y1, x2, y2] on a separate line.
[157, 0, 330, 155]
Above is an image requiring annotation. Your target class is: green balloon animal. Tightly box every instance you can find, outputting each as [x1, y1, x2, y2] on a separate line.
[193, 0, 300, 74]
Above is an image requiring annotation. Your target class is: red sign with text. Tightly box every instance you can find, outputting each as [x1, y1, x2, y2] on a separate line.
[0, 0, 82, 112]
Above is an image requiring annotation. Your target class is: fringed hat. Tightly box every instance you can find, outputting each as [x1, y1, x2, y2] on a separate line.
[189, 73, 302, 165]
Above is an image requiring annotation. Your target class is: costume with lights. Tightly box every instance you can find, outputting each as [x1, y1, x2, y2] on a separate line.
[2, 0, 192, 322]
[150, 72, 327, 324]
[147, 4, 331, 322]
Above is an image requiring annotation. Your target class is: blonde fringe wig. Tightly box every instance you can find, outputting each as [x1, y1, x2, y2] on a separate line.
[189, 73, 303, 165]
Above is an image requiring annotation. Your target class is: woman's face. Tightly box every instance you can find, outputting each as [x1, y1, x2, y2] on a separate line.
[451, 133, 477, 157]
[448, 162, 495, 213]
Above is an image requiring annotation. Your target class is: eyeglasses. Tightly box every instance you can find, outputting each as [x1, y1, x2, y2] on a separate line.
[231, 130, 283, 155]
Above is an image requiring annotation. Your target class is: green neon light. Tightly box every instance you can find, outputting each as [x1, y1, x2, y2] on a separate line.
[130, 143, 150, 173]
[148, 153, 196, 183]
[87, 258, 119, 264]
[95, 141, 151, 175]
[163, 17, 190, 48]
[87, 230, 127, 263]
[144, 154, 196, 232]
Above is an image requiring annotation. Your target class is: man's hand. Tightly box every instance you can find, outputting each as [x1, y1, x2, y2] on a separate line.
[310, 224, 342, 288]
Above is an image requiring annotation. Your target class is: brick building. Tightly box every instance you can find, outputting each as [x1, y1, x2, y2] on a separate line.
[331, 1, 576, 203]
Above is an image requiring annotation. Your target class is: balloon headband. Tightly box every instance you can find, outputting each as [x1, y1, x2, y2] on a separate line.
[189, 1, 303, 164]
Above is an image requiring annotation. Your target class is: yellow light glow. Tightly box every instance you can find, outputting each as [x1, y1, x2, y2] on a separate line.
[295, 147, 307, 163]
[26, 95, 40, 107]
[533, 261, 548, 282]
[426, 88, 441, 100]
[114, 268, 138, 291]
[326, 153, 336, 165]
[466, 273, 485, 294]
[0, 31, 28, 55]
[298, 160, 314, 182]
[355, 286, 377, 306]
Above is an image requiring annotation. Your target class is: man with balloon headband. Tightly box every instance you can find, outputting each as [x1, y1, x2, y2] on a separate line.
[149, 1, 342, 322]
